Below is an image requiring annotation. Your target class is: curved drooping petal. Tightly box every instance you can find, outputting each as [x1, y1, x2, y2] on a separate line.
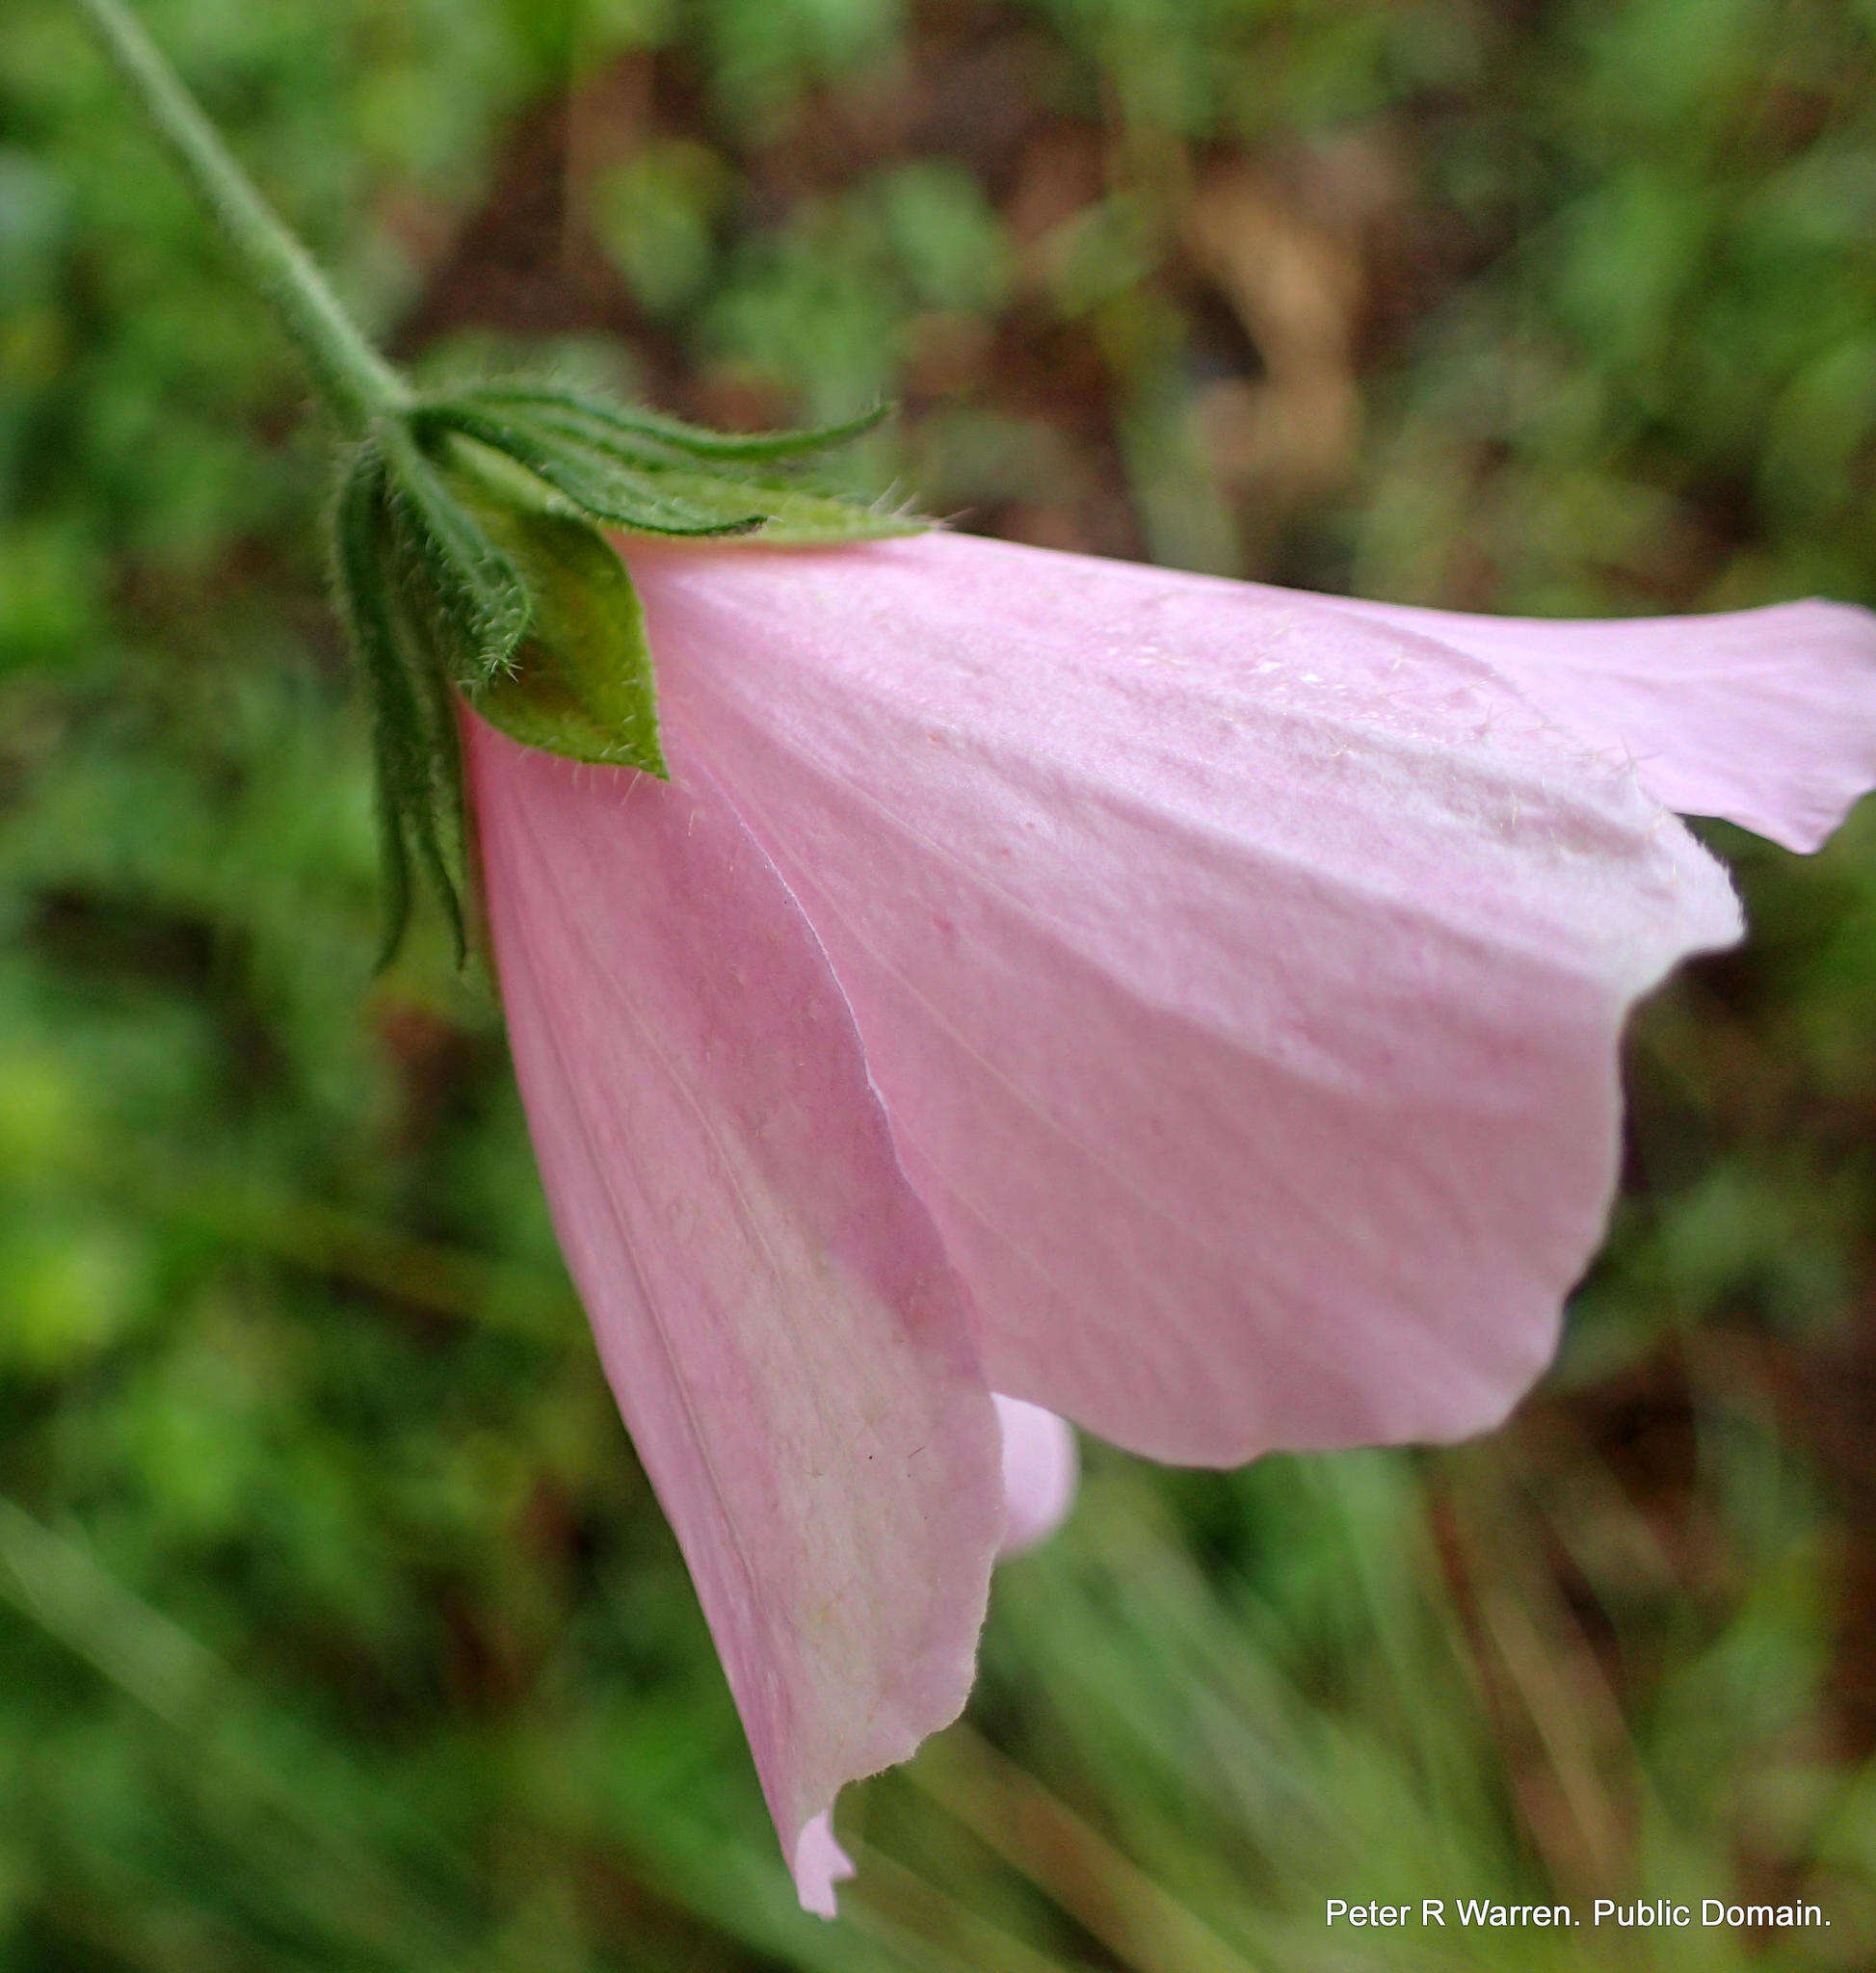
[627, 530, 1752, 1467]
[463, 713, 1004, 1913]
[792, 1815, 856, 1919]
[992, 1395, 1079, 1555]
[1327, 594, 1876, 854]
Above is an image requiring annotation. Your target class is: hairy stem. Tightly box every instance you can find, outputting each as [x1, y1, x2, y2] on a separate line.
[69, 0, 408, 436]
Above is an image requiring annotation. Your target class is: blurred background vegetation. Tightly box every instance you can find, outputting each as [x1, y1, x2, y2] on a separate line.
[3, 0, 1876, 1964]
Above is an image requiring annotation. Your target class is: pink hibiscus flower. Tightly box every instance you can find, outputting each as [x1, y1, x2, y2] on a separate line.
[462, 530, 1876, 1912]
[61, 0, 1873, 1918]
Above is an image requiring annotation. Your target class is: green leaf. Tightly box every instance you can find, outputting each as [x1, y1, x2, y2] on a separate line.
[417, 397, 925, 545]
[331, 443, 467, 965]
[451, 382, 890, 461]
[611, 464, 924, 545]
[333, 452, 411, 960]
[448, 475, 667, 776]
[419, 404, 769, 537]
[379, 424, 532, 683]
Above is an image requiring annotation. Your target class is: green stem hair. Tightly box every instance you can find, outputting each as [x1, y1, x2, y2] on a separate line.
[69, 0, 408, 438]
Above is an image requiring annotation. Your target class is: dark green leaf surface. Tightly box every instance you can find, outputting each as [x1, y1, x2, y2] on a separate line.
[421, 403, 771, 535]
[460, 383, 890, 461]
[450, 476, 666, 774]
[415, 391, 918, 544]
[380, 424, 533, 684]
[621, 465, 922, 545]
[333, 444, 468, 962]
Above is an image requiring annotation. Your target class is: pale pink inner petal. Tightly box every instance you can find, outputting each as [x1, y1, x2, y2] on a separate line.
[1326, 593, 1876, 853]
[626, 531, 1747, 1467]
[793, 1813, 856, 1920]
[993, 1394, 1078, 1554]
[463, 713, 1004, 1911]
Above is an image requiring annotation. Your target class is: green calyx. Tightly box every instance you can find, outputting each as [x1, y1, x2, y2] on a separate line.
[68, 0, 926, 967]
[330, 383, 922, 964]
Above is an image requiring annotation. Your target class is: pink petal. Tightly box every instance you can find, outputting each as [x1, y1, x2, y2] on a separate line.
[625, 530, 1749, 1467]
[1327, 594, 1876, 853]
[793, 1814, 856, 1920]
[462, 712, 1004, 1912]
[993, 1394, 1078, 1555]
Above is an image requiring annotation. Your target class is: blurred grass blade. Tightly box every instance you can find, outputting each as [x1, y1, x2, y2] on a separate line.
[0, 1497, 499, 1970]
[909, 1725, 1256, 1973]
[0, 1495, 218, 1727]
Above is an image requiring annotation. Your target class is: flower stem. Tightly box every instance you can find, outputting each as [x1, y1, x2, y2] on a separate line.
[69, 0, 409, 437]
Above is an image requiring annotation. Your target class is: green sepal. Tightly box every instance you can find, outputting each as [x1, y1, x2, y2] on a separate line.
[444, 469, 667, 776]
[416, 403, 769, 538]
[415, 393, 924, 546]
[448, 382, 890, 462]
[615, 464, 924, 546]
[413, 383, 927, 544]
[379, 423, 532, 685]
[332, 442, 469, 967]
[324, 380, 921, 954]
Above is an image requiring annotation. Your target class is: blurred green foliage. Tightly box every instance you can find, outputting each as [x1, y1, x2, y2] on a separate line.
[4, 0, 1876, 1965]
